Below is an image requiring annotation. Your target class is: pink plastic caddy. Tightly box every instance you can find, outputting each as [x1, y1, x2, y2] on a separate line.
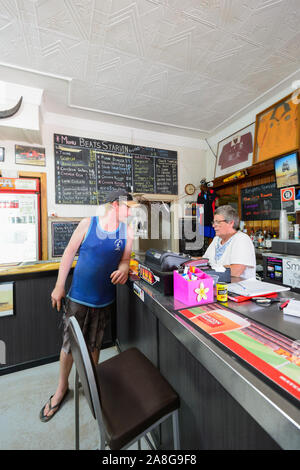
[173, 268, 214, 306]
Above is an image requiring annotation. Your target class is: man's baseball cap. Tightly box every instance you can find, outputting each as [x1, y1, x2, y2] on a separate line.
[104, 189, 139, 207]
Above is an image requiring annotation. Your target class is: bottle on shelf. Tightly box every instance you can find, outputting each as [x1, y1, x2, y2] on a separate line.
[253, 230, 259, 248]
[265, 230, 272, 249]
[257, 228, 263, 248]
[262, 229, 267, 247]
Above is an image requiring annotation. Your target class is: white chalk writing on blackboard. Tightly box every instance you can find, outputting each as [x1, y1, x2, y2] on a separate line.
[54, 134, 178, 205]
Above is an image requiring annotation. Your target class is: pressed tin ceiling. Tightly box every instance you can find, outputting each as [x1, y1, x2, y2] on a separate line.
[1, 0, 300, 133]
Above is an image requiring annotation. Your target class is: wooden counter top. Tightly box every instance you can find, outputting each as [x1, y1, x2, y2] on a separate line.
[0, 260, 77, 277]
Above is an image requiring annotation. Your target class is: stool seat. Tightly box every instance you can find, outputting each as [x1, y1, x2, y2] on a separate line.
[68, 316, 180, 450]
[97, 348, 179, 450]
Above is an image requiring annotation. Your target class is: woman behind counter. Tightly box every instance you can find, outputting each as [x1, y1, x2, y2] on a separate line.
[203, 205, 256, 279]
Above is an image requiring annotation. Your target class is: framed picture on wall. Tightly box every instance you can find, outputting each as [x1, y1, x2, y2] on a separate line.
[0, 147, 4, 162]
[253, 93, 299, 164]
[214, 123, 255, 179]
[15, 144, 46, 166]
[274, 151, 300, 189]
[0, 282, 15, 317]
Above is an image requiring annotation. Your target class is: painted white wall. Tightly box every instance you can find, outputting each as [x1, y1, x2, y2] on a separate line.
[42, 112, 208, 218]
[1, 80, 297, 217]
[0, 82, 43, 137]
[0, 108, 208, 256]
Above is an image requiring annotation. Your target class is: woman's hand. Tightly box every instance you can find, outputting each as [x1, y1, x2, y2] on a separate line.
[51, 285, 65, 311]
[110, 268, 129, 285]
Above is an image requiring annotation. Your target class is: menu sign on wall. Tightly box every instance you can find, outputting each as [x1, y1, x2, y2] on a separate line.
[133, 155, 155, 193]
[241, 182, 280, 220]
[54, 134, 178, 205]
[51, 221, 81, 258]
[96, 153, 133, 203]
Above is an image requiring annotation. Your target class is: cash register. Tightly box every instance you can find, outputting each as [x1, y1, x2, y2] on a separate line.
[263, 239, 300, 293]
[138, 249, 231, 295]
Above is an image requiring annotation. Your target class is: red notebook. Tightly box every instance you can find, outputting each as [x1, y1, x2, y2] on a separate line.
[227, 291, 279, 303]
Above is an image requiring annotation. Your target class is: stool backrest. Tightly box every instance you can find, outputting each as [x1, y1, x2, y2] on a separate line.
[68, 316, 102, 421]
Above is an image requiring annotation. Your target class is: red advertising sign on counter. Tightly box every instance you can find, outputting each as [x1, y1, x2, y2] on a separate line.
[177, 305, 300, 402]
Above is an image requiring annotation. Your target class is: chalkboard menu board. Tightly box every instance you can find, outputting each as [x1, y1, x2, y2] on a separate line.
[50, 219, 81, 258]
[133, 155, 155, 193]
[241, 182, 280, 221]
[54, 134, 178, 205]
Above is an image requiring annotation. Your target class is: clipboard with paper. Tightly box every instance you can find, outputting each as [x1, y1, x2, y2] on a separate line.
[227, 278, 290, 297]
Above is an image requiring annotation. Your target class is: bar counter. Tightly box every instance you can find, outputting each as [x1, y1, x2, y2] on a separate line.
[116, 276, 300, 450]
[0, 260, 76, 279]
[0, 260, 114, 374]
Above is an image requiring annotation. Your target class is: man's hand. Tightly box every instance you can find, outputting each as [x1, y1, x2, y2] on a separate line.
[51, 285, 65, 312]
[110, 268, 129, 285]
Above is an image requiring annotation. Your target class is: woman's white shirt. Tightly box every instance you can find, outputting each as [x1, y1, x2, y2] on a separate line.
[203, 231, 256, 279]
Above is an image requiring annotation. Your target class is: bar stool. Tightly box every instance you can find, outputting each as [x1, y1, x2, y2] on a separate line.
[68, 316, 180, 450]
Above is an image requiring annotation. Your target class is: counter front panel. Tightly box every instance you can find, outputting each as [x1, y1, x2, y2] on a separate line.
[116, 276, 300, 450]
[176, 303, 300, 404]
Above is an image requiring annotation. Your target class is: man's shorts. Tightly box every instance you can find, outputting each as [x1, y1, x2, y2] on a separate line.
[61, 298, 114, 354]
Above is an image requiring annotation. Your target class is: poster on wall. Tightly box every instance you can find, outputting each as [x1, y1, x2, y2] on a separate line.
[274, 151, 300, 189]
[281, 187, 295, 213]
[15, 145, 46, 166]
[253, 93, 299, 164]
[0, 147, 4, 162]
[214, 123, 255, 179]
[0, 282, 14, 317]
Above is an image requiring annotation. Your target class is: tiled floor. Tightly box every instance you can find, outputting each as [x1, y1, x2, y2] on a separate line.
[0, 347, 152, 450]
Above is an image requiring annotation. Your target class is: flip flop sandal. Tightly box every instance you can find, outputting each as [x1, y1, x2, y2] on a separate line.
[39, 388, 69, 423]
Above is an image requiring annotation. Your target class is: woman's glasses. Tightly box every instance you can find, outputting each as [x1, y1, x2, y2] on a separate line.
[212, 219, 227, 226]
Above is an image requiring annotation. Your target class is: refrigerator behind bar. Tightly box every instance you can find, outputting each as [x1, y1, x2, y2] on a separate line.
[0, 178, 41, 264]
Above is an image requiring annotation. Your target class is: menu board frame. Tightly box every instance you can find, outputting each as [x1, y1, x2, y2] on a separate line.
[54, 134, 178, 205]
[241, 182, 281, 221]
[48, 217, 82, 259]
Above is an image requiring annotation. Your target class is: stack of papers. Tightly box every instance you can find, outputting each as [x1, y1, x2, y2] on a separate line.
[283, 300, 300, 318]
[227, 278, 290, 297]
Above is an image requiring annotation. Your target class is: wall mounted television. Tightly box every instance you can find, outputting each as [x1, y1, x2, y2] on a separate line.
[274, 151, 300, 189]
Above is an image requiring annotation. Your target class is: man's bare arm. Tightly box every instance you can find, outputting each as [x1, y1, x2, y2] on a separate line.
[51, 218, 90, 311]
[110, 225, 134, 285]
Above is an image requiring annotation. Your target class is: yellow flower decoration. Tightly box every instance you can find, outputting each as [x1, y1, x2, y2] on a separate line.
[195, 282, 209, 302]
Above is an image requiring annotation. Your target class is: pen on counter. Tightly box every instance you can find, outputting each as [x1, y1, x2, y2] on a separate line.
[238, 282, 247, 290]
[279, 300, 290, 310]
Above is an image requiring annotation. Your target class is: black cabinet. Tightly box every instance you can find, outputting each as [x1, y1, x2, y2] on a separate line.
[159, 323, 279, 450]
[116, 284, 158, 366]
[0, 270, 114, 374]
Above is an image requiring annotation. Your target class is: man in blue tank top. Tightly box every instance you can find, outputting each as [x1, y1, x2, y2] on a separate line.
[40, 190, 138, 422]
